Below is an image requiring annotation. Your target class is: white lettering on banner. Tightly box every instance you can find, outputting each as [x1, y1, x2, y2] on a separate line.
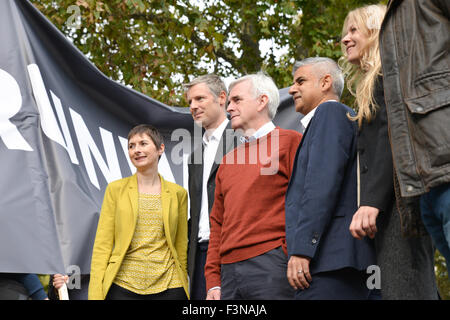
[27, 64, 67, 148]
[1, 63, 178, 190]
[50, 91, 79, 165]
[0, 69, 33, 151]
[70, 108, 122, 190]
[119, 136, 136, 174]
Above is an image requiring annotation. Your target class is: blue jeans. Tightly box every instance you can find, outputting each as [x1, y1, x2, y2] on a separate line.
[420, 183, 450, 275]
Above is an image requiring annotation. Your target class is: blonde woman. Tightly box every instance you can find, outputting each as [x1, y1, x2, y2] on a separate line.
[341, 5, 437, 299]
[88, 124, 189, 300]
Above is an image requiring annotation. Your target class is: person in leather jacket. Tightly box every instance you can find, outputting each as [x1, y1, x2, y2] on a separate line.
[379, 0, 450, 275]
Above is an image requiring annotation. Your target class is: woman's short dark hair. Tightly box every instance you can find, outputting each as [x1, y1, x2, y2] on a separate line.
[127, 124, 164, 149]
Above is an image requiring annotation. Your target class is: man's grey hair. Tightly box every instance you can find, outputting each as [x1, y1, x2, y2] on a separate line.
[293, 57, 344, 98]
[228, 72, 280, 119]
[183, 74, 227, 99]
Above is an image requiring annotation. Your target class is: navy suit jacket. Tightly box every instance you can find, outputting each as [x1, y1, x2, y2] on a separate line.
[285, 101, 375, 274]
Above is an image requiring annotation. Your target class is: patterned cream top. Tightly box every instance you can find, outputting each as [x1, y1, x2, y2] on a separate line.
[113, 193, 182, 294]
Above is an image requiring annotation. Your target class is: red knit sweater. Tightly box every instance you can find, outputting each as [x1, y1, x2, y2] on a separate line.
[205, 127, 302, 290]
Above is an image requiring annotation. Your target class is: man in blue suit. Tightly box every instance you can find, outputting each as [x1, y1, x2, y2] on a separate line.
[285, 57, 376, 299]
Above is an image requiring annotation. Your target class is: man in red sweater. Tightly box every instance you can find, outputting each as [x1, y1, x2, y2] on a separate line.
[205, 73, 302, 300]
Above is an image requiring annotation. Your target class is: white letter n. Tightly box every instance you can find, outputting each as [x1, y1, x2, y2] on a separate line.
[70, 108, 122, 189]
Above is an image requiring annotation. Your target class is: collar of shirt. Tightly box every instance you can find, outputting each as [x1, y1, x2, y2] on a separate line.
[240, 121, 276, 143]
[300, 100, 338, 130]
[203, 118, 229, 146]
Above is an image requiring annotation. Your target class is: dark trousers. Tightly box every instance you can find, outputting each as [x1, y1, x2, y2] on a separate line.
[106, 283, 187, 300]
[220, 246, 295, 300]
[294, 268, 370, 300]
[191, 241, 208, 300]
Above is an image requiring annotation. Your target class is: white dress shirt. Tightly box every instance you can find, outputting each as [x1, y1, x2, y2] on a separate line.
[198, 118, 229, 242]
[301, 100, 338, 132]
[240, 121, 276, 143]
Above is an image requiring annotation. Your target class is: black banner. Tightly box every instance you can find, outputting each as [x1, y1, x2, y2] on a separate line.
[0, 0, 301, 275]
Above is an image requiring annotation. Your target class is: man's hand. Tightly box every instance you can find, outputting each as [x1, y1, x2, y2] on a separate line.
[206, 288, 221, 300]
[349, 206, 380, 239]
[287, 255, 312, 290]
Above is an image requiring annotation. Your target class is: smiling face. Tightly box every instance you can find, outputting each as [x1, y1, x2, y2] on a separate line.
[341, 19, 369, 65]
[288, 65, 325, 116]
[186, 82, 226, 130]
[128, 133, 164, 171]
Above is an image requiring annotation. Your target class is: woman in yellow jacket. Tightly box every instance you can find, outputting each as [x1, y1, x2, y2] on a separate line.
[88, 124, 189, 300]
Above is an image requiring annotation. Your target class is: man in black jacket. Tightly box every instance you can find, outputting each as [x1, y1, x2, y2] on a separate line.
[184, 74, 238, 299]
[379, 0, 450, 275]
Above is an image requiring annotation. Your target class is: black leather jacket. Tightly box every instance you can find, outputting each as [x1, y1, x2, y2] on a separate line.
[380, 0, 450, 197]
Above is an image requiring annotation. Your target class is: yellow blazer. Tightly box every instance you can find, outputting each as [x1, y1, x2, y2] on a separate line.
[88, 174, 189, 300]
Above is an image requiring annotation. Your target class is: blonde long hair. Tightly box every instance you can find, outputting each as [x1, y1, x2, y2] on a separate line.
[339, 4, 387, 128]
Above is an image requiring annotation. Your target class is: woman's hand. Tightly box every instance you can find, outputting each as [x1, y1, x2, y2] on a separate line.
[52, 274, 69, 290]
[349, 206, 379, 239]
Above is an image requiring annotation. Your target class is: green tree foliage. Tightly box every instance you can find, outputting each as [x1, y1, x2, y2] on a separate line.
[435, 251, 450, 299]
[31, 0, 377, 106]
